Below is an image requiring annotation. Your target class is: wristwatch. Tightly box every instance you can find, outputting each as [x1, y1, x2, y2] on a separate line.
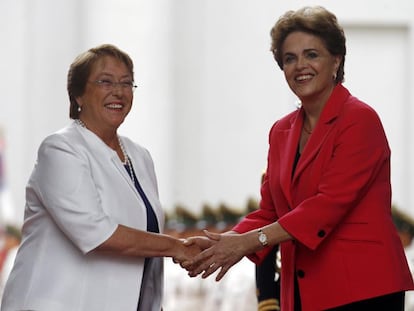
[258, 228, 268, 247]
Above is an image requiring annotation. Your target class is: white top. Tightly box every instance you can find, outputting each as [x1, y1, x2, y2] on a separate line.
[1, 122, 164, 311]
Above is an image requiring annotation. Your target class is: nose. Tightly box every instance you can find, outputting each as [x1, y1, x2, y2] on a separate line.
[296, 56, 308, 69]
[111, 83, 124, 95]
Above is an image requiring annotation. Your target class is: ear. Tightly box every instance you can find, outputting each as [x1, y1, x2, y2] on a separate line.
[333, 55, 342, 73]
[75, 96, 83, 108]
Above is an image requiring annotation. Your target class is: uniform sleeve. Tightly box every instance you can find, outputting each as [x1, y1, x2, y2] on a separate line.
[29, 134, 118, 254]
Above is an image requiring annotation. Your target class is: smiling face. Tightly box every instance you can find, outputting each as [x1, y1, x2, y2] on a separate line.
[281, 31, 341, 106]
[76, 55, 133, 136]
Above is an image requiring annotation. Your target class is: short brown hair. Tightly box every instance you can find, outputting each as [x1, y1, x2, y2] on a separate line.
[270, 6, 346, 84]
[67, 44, 134, 119]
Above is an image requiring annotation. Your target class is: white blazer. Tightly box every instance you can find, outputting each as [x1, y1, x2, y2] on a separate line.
[1, 122, 164, 311]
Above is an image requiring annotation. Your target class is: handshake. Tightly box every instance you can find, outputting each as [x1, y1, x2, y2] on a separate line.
[172, 230, 248, 281]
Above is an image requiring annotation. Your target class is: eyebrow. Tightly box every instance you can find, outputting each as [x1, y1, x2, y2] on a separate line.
[303, 48, 319, 53]
[282, 48, 320, 57]
[97, 72, 132, 79]
[284, 48, 319, 55]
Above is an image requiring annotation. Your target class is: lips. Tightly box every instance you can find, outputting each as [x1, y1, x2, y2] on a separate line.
[105, 103, 124, 109]
[295, 74, 313, 82]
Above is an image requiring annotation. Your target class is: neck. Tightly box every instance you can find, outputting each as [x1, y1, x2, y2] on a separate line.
[300, 84, 335, 118]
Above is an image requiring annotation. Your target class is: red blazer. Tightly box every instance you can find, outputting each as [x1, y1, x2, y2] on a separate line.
[233, 84, 414, 311]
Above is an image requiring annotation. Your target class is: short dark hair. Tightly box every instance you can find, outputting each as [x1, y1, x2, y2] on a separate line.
[67, 44, 134, 119]
[270, 6, 346, 84]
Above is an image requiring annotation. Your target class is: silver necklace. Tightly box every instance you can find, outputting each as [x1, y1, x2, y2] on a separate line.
[75, 119, 135, 184]
[118, 136, 136, 185]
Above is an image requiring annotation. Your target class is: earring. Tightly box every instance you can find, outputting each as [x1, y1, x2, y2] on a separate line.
[78, 105, 82, 112]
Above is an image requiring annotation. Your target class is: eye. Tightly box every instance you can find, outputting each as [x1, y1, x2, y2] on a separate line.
[98, 80, 113, 87]
[283, 54, 296, 65]
[306, 51, 318, 59]
[120, 81, 134, 88]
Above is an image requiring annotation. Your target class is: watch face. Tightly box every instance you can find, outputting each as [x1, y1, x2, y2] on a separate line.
[259, 232, 267, 245]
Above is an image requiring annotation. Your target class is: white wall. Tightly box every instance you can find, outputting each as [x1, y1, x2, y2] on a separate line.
[344, 25, 410, 210]
[1, 0, 413, 225]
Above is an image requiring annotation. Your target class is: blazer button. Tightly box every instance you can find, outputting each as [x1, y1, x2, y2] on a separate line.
[297, 270, 305, 278]
[317, 230, 326, 238]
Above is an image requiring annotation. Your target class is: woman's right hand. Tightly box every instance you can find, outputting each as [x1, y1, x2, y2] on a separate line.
[173, 235, 215, 267]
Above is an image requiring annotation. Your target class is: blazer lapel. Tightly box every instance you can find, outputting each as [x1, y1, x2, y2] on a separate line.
[77, 125, 142, 199]
[111, 155, 140, 196]
[278, 111, 303, 208]
[121, 139, 165, 231]
[292, 84, 350, 184]
[292, 120, 331, 184]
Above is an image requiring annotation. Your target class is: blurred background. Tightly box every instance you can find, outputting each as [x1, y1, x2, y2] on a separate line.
[1, 0, 414, 309]
[1, 0, 414, 223]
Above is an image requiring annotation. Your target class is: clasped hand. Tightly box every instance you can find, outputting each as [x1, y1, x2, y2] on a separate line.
[174, 230, 245, 281]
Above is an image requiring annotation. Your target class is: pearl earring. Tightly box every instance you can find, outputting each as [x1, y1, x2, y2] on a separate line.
[78, 105, 82, 112]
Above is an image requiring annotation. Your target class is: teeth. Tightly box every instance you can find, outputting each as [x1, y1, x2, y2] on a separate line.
[296, 74, 312, 81]
[106, 104, 123, 109]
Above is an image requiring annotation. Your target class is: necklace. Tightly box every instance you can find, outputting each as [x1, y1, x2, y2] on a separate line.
[75, 118, 87, 128]
[303, 124, 313, 135]
[118, 136, 135, 185]
[75, 119, 135, 184]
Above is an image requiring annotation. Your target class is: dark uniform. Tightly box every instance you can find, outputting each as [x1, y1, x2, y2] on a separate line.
[256, 244, 281, 311]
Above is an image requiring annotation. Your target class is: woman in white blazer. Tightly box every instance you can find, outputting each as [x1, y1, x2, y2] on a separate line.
[1, 44, 199, 311]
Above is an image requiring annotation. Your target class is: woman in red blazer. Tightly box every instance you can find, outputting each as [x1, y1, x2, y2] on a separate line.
[182, 5, 414, 311]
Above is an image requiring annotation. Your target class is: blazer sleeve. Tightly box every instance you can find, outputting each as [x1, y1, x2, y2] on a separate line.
[28, 133, 118, 254]
[233, 169, 278, 264]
